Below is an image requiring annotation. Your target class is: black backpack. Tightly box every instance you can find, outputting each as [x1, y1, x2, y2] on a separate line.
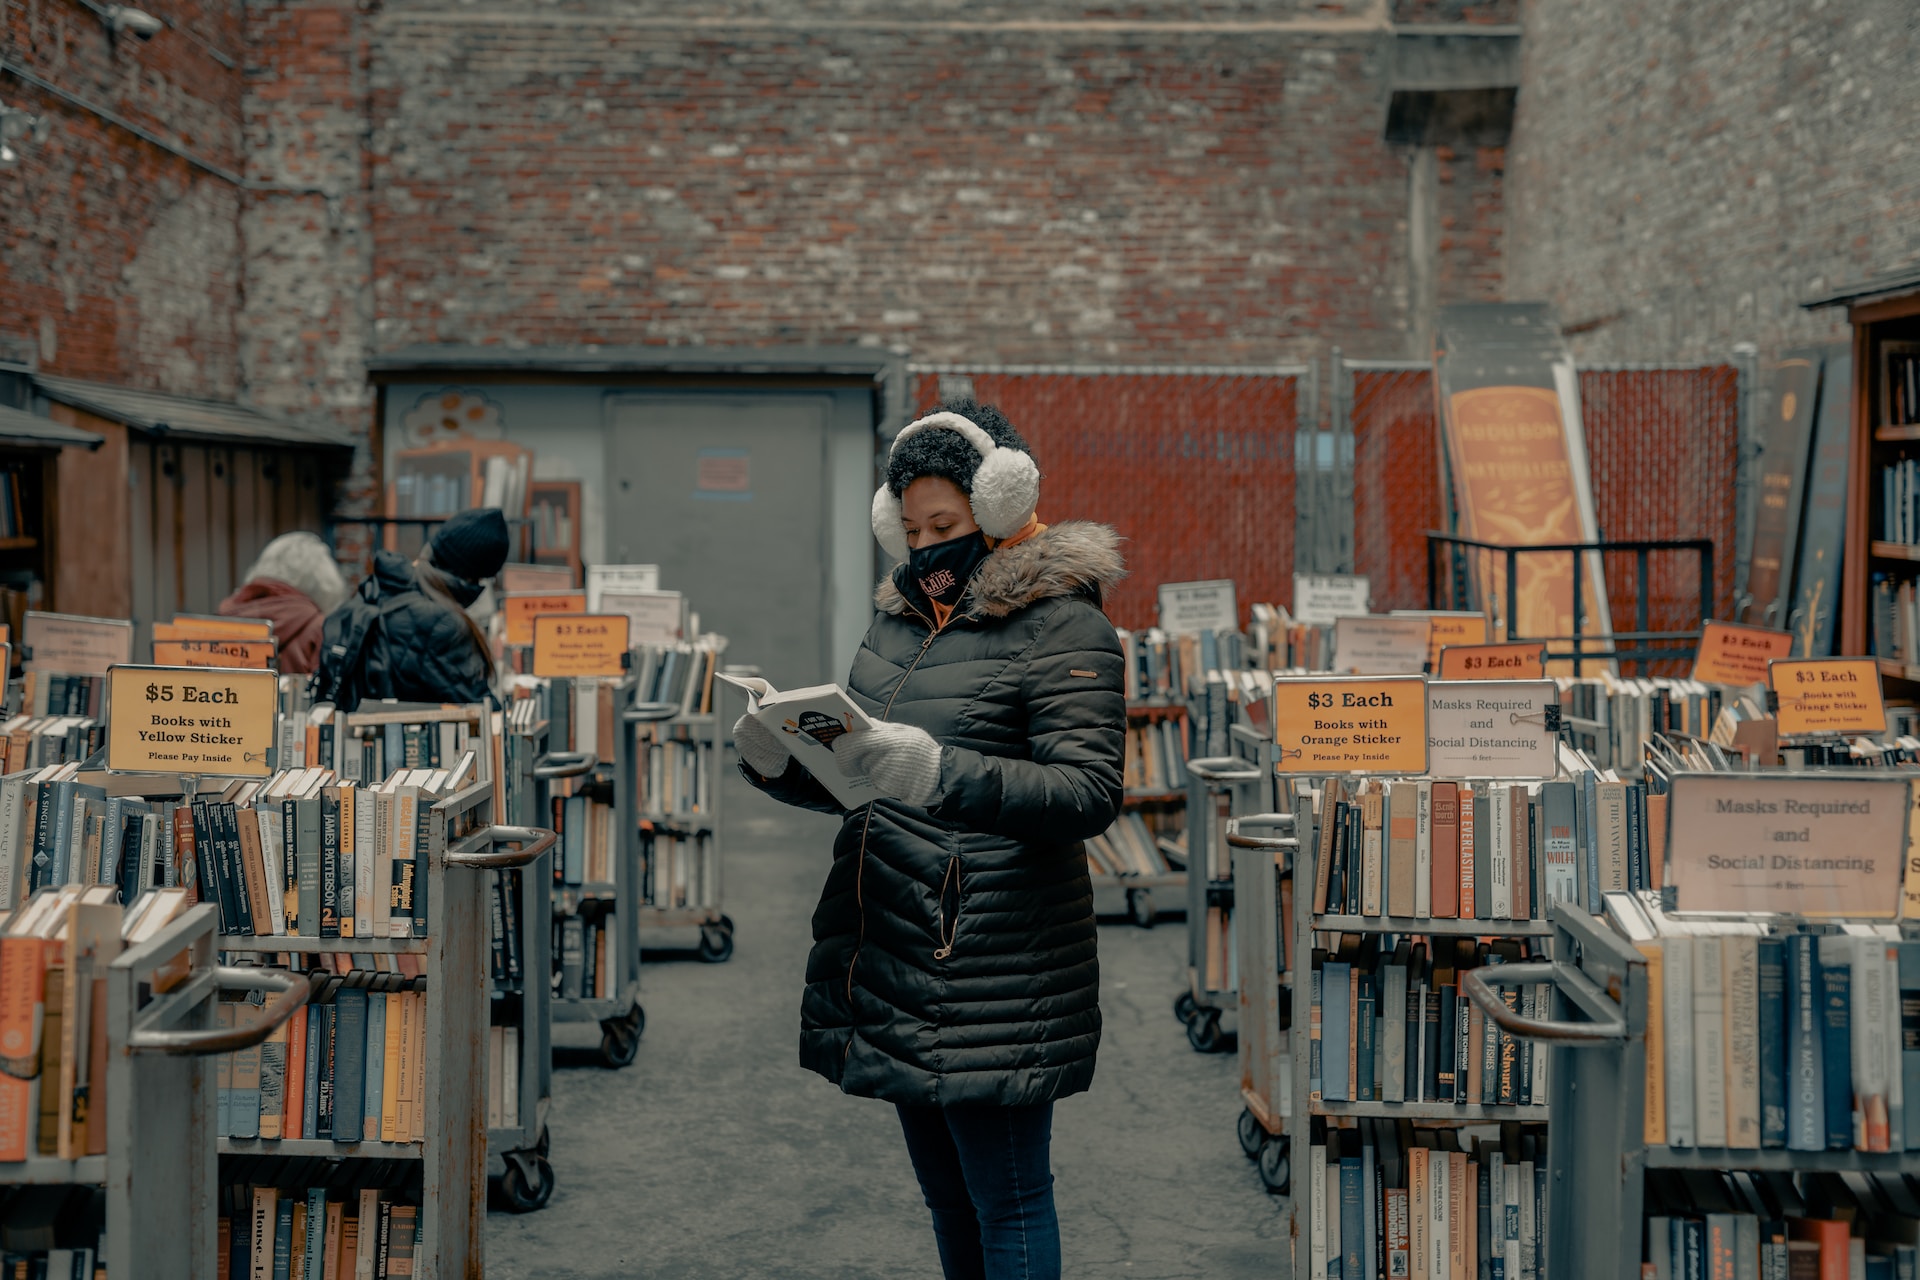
[310, 579, 418, 712]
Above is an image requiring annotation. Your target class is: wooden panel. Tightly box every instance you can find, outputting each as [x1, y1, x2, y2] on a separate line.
[149, 442, 184, 623]
[47, 405, 130, 619]
[294, 454, 323, 531]
[179, 445, 212, 617]
[1844, 321, 1873, 656]
[269, 452, 298, 535]
[205, 447, 236, 607]
[229, 447, 262, 584]
[129, 437, 156, 653]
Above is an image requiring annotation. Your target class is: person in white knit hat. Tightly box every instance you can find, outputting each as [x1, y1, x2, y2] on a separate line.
[737, 398, 1128, 1280]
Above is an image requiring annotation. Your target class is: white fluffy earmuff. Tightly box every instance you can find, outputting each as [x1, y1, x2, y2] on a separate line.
[870, 411, 1040, 561]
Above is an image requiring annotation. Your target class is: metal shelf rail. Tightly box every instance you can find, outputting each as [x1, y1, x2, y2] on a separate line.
[1227, 812, 1298, 1195]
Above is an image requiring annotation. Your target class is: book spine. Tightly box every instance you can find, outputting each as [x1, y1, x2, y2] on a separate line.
[1817, 936, 1853, 1151]
[1900, 943, 1920, 1152]
[333, 987, 367, 1142]
[319, 791, 340, 939]
[1693, 935, 1728, 1149]
[1757, 938, 1788, 1149]
[1725, 937, 1762, 1149]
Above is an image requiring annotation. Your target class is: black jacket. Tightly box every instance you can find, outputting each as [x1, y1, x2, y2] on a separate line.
[315, 550, 494, 713]
[747, 522, 1127, 1107]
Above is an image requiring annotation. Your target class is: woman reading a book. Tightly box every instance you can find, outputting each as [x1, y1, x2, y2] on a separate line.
[735, 401, 1126, 1280]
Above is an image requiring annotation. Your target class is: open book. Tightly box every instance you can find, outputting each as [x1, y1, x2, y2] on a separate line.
[718, 674, 884, 809]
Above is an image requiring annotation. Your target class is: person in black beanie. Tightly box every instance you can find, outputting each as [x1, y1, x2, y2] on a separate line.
[736, 399, 1126, 1280]
[312, 507, 510, 713]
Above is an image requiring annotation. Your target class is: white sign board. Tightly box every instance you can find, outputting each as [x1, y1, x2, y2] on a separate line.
[1425, 679, 1559, 779]
[600, 589, 685, 646]
[1292, 573, 1371, 626]
[1155, 579, 1237, 635]
[587, 564, 662, 611]
[1332, 615, 1431, 675]
[23, 611, 134, 677]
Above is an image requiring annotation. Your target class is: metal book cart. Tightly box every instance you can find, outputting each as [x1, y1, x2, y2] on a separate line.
[3, 903, 304, 1278]
[1091, 698, 1191, 929]
[1175, 751, 1268, 1054]
[624, 685, 734, 964]
[483, 714, 587, 1213]
[1227, 809, 1299, 1196]
[545, 684, 646, 1067]
[217, 779, 548, 1278]
[1466, 902, 1920, 1280]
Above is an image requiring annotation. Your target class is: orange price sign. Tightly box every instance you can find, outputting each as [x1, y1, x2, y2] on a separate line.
[1436, 642, 1546, 681]
[1691, 620, 1794, 687]
[1271, 675, 1428, 775]
[1393, 611, 1488, 670]
[504, 592, 587, 646]
[531, 614, 631, 679]
[153, 638, 277, 670]
[1768, 658, 1886, 737]
[163, 614, 275, 641]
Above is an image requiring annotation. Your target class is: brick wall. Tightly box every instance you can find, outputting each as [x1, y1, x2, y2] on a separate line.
[1, 0, 246, 394]
[1504, 0, 1920, 366]
[356, 4, 1504, 373]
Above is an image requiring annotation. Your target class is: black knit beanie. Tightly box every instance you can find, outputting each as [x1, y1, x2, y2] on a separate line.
[886, 398, 1036, 497]
[429, 507, 511, 582]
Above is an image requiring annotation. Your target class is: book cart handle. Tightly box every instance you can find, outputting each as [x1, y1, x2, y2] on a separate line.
[534, 751, 598, 780]
[127, 966, 310, 1057]
[1460, 960, 1628, 1045]
[1186, 758, 1264, 785]
[1226, 813, 1297, 863]
[446, 825, 557, 870]
[625, 701, 683, 724]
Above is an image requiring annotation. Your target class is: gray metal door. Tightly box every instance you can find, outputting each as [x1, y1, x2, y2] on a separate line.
[606, 395, 832, 691]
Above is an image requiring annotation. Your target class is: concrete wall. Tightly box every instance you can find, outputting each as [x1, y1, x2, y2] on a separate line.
[1504, 0, 1920, 366]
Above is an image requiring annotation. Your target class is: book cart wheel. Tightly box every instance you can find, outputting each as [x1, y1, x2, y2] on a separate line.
[1126, 888, 1156, 930]
[598, 1002, 646, 1067]
[497, 1150, 556, 1214]
[1256, 1135, 1290, 1196]
[1237, 1107, 1265, 1159]
[1172, 990, 1198, 1024]
[1185, 1006, 1234, 1054]
[697, 915, 736, 963]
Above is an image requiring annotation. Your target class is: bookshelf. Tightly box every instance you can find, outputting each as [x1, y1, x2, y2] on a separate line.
[383, 440, 533, 561]
[0, 448, 51, 642]
[1226, 812, 1298, 1195]
[626, 699, 731, 961]
[527, 479, 583, 586]
[1843, 286, 1920, 675]
[1089, 699, 1191, 929]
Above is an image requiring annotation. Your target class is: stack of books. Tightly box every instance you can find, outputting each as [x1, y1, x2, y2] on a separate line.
[1249, 602, 1331, 673]
[1116, 626, 1246, 701]
[632, 638, 726, 717]
[1122, 716, 1188, 795]
[1085, 811, 1181, 879]
[222, 1184, 420, 1280]
[639, 826, 713, 911]
[1555, 676, 1724, 776]
[1304, 1120, 1549, 1280]
[0, 715, 102, 773]
[18, 673, 104, 719]
[1642, 1174, 1919, 1278]
[555, 908, 618, 1001]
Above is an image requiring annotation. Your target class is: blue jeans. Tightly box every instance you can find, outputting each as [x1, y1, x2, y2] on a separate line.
[895, 1102, 1061, 1280]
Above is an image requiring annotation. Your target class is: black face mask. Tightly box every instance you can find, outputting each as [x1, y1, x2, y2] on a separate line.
[909, 531, 992, 612]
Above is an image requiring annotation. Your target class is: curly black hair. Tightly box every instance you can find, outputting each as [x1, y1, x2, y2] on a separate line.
[886, 398, 1037, 497]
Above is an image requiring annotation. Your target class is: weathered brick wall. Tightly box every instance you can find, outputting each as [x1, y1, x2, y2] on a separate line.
[1504, 0, 1920, 365]
[359, 3, 1505, 372]
[1, 0, 246, 394]
[240, 0, 378, 509]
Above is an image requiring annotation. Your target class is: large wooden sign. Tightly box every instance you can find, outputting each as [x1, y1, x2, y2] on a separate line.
[1691, 620, 1794, 687]
[106, 665, 279, 777]
[1272, 675, 1428, 775]
[1769, 657, 1887, 736]
[1665, 772, 1907, 918]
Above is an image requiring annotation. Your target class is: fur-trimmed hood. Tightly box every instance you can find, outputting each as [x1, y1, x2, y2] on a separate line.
[875, 520, 1126, 620]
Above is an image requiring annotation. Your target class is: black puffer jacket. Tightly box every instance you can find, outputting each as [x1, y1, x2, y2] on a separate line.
[748, 521, 1127, 1107]
[314, 550, 493, 713]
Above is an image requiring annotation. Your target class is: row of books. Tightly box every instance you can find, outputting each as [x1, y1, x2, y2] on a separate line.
[1310, 936, 1551, 1110]
[1557, 676, 1725, 776]
[19, 675, 102, 720]
[1310, 764, 1663, 925]
[1869, 572, 1920, 666]
[635, 736, 708, 820]
[0, 469, 27, 541]
[632, 641, 723, 718]
[1086, 811, 1181, 879]
[1121, 715, 1188, 795]
[1303, 1120, 1548, 1280]
[1887, 346, 1920, 428]
[554, 911, 618, 1001]
[0, 718, 100, 775]
[184, 759, 479, 940]
[553, 791, 618, 889]
[1879, 455, 1920, 546]
[1249, 602, 1332, 673]
[639, 827, 714, 911]
[1643, 1166, 1920, 1280]
[0, 885, 196, 1162]
[486, 869, 524, 988]
[1116, 627, 1247, 702]
[215, 973, 430, 1146]
[297, 706, 497, 794]
[1607, 894, 1920, 1154]
[223, 1184, 419, 1280]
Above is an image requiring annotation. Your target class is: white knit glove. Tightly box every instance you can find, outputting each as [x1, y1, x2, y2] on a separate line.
[835, 721, 944, 807]
[733, 713, 793, 779]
